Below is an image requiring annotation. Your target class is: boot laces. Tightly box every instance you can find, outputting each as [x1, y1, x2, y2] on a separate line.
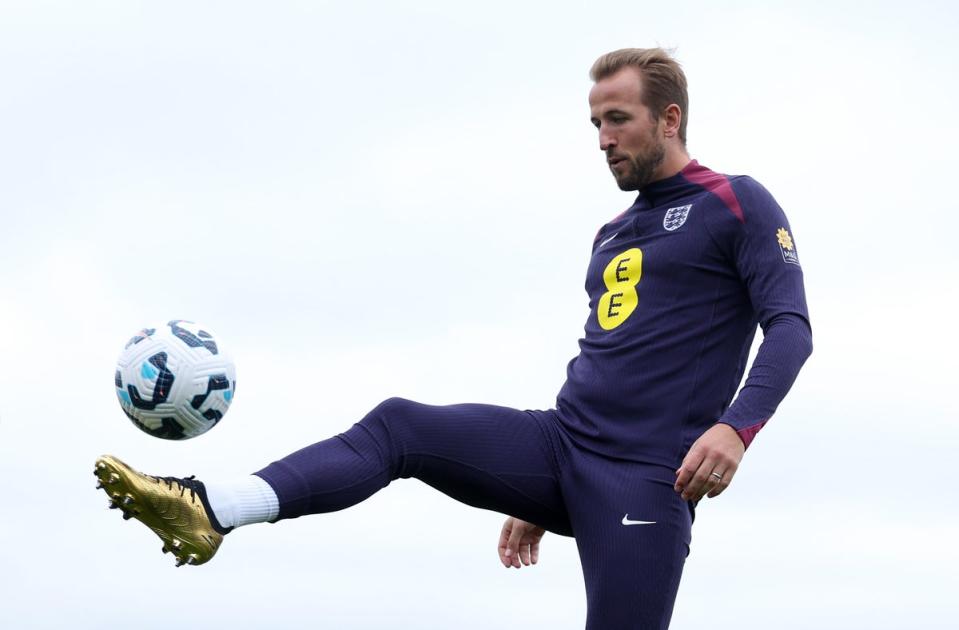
[152, 474, 203, 503]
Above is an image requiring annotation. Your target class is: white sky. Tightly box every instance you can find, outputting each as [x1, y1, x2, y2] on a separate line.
[1, 1, 957, 628]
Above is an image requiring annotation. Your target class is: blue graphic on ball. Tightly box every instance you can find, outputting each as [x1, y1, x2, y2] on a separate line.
[141, 361, 158, 380]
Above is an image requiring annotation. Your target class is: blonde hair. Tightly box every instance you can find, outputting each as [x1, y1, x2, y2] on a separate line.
[590, 48, 689, 145]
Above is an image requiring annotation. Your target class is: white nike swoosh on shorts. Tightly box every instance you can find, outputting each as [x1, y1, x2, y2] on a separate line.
[621, 514, 656, 526]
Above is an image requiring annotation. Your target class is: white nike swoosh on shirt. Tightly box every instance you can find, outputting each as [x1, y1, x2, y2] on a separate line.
[622, 514, 656, 526]
[599, 232, 619, 247]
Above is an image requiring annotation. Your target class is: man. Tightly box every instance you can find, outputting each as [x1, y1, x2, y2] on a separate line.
[95, 48, 811, 629]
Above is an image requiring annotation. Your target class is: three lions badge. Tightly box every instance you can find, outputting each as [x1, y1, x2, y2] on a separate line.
[663, 204, 692, 231]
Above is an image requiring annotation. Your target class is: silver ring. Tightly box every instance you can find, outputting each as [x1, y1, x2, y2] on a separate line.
[710, 472, 723, 481]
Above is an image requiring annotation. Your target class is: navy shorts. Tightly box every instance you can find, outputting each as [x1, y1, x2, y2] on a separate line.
[257, 398, 694, 629]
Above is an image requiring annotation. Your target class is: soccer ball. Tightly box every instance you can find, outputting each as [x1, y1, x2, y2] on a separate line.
[115, 320, 237, 440]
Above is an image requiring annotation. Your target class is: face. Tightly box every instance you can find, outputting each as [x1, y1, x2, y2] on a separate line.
[589, 67, 666, 191]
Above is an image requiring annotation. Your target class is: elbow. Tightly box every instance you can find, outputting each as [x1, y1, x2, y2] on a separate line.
[795, 319, 813, 368]
[766, 311, 813, 363]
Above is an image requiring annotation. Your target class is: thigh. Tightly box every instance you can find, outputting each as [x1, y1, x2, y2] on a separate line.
[354, 398, 573, 535]
[565, 456, 693, 629]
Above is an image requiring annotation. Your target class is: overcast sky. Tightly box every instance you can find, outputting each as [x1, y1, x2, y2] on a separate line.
[1, 1, 957, 628]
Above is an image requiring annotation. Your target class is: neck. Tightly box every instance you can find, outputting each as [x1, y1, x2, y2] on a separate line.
[653, 147, 691, 183]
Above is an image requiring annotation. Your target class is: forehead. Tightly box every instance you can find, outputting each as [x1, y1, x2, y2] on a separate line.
[589, 66, 645, 115]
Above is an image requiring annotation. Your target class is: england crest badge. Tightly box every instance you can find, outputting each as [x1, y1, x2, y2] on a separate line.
[663, 204, 692, 231]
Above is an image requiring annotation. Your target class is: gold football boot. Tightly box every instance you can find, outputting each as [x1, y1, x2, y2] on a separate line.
[94, 454, 230, 567]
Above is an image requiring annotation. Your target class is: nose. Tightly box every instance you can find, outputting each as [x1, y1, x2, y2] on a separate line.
[599, 125, 616, 152]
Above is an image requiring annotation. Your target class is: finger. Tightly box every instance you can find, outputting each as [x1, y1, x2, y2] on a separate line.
[683, 455, 719, 501]
[506, 524, 525, 569]
[675, 448, 705, 493]
[499, 520, 513, 567]
[498, 520, 510, 550]
[530, 539, 540, 565]
[697, 470, 723, 501]
[519, 543, 530, 566]
[707, 469, 734, 498]
[705, 451, 740, 498]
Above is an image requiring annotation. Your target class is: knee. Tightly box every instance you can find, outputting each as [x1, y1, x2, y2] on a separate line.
[369, 397, 417, 420]
[356, 397, 425, 472]
[361, 397, 421, 437]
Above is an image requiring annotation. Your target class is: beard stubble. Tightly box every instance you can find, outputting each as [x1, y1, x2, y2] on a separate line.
[614, 136, 667, 191]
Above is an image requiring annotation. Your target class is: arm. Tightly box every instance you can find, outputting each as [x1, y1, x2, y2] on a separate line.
[718, 312, 813, 446]
[675, 177, 812, 501]
[674, 313, 812, 501]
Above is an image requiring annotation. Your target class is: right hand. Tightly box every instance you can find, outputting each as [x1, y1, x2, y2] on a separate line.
[497, 517, 545, 569]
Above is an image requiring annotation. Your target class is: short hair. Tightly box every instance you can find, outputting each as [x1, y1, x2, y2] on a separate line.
[590, 48, 689, 145]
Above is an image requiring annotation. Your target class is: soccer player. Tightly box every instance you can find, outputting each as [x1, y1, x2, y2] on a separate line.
[95, 47, 811, 629]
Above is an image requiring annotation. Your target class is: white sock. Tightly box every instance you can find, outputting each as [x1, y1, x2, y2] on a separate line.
[205, 475, 280, 530]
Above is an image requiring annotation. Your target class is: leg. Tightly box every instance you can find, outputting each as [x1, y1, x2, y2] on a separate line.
[255, 398, 573, 535]
[93, 400, 570, 568]
[564, 455, 693, 629]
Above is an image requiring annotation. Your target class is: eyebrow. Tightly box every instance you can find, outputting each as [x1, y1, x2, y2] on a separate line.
[591, 108, 630, 122]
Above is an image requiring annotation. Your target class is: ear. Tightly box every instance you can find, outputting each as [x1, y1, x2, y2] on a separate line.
[662, 103, 683, 139]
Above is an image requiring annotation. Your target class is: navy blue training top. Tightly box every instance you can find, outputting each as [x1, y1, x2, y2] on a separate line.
[555, 160, 811, 467]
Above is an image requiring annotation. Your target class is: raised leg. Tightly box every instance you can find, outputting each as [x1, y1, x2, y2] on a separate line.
[255, 398, 573, 535]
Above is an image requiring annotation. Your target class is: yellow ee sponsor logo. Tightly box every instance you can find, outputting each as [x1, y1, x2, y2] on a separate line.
[598, 247, 643, 330]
